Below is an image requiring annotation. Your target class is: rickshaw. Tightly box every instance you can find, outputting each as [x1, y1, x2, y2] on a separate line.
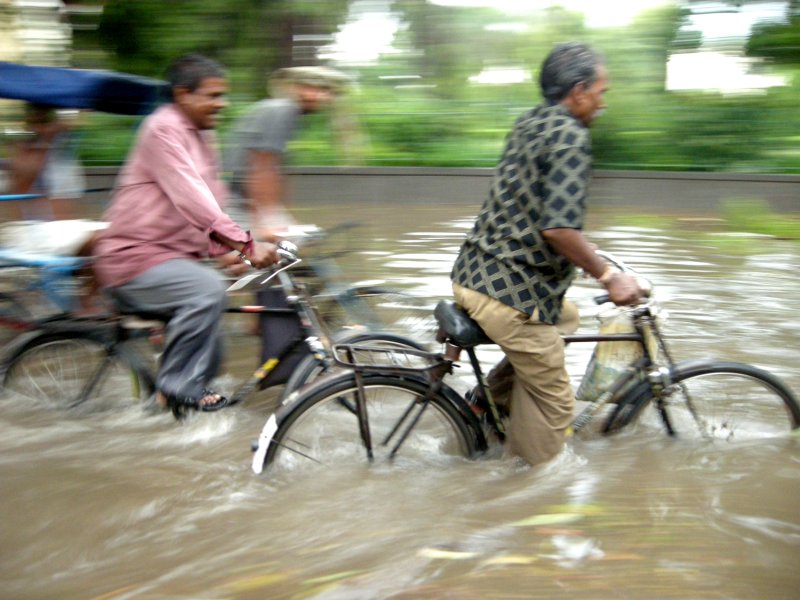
[0, 61, 166, 320]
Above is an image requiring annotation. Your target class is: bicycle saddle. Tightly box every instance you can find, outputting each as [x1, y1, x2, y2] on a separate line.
[434, 300, 492, 349]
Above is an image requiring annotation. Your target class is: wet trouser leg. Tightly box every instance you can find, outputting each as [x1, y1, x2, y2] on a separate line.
[453, 284, 575, 466]
[111, 259, 228, 400]
[484, 299, 578, 411]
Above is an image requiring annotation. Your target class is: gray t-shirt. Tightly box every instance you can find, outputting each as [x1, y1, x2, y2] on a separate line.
[223, 98, 301, 226]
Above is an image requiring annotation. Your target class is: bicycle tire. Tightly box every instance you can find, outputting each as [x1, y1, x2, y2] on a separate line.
[278, 330, 428, 404]
[0, 291, 33, 346]
[258, 372, 486, 474]
[1, 328, 154, 414]
[602, 359, 800, 440]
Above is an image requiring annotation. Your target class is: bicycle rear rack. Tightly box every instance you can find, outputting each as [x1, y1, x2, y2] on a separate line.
[333, 343, 444, 375]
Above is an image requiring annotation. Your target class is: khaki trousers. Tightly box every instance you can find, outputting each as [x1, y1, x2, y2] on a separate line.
[453, 284, 577, 466]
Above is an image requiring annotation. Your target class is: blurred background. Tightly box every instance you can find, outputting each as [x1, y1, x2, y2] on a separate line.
[0, 0, 799, 172]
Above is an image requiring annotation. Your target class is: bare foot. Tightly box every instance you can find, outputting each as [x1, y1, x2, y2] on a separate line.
[197, 391, 223, 408]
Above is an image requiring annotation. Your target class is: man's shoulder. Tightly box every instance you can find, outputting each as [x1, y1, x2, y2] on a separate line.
[515, 103, 587, 145]
[243, 98, 300, 121]
[142, 104, 189, 136]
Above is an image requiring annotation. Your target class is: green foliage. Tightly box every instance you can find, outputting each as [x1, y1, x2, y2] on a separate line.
[66, 0, 800, 173]
[97, 0, 349, 95]
[747, 14, 800, 64]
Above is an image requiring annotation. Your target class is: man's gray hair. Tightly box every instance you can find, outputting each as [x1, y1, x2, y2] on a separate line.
[166, 54, 225, 98]
[539, 42, 605, 103]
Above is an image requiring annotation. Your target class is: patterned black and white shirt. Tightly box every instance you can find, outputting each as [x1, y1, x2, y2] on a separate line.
[451, 102, 592, 325]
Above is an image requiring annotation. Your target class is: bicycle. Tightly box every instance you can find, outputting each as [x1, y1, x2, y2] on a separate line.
[0, 241, 425, 417]
[251, 251, 800, 474]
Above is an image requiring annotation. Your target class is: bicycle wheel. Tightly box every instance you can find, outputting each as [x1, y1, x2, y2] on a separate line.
[278, 331, 428, 404]
[604, 359, 800, 440]
[0, 291, 32, 346]
[1, 330, 153, 414]
[259, 373, 485, 474]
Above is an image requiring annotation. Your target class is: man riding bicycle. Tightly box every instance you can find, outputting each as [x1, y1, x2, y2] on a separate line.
[93, 54, 278, 412]
[451, 42, 645, 467]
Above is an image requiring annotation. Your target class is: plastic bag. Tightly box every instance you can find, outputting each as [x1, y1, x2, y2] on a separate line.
[576, 308, 643, 402]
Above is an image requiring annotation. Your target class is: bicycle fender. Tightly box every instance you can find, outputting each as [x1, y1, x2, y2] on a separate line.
[252, 412, 278, 474]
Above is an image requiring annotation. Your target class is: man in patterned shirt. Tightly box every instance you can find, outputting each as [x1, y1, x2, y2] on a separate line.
[451, 42, 643, 466]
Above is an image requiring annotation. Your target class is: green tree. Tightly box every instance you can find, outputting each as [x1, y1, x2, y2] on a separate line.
[746, 0, 800, 64]
[97, 0, 349, 95]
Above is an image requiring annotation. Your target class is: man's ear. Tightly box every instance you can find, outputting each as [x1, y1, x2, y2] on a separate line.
[172, 85, 191, 105]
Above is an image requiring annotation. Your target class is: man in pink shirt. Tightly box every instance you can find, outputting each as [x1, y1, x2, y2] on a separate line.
[94, 54, 278, 412]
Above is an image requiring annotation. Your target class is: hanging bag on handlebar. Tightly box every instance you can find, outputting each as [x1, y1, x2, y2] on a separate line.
[576, 307, 642, 402]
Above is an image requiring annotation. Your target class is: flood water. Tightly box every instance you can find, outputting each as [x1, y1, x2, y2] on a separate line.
[1, 198, 799, 599]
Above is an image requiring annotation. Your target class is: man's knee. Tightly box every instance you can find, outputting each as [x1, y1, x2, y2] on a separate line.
[191, 270, 228, 312]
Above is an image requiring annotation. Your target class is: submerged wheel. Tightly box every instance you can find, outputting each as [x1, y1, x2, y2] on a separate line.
[262, 373, 484, 473]
[278, 331, 428, 403]
[1, 331, 153, 414]
[604, 360, 800, 441]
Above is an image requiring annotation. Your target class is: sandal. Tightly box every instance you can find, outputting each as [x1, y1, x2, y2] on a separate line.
[163, 388, 231, 417]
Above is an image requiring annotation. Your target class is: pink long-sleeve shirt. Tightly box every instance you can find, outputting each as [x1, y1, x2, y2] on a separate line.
[94, 103, 249, 288]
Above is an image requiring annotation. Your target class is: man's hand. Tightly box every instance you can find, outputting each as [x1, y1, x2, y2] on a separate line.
[218, 251, 249, 276]
[248, 241, 280, 269]
[604, 272, 645, 306]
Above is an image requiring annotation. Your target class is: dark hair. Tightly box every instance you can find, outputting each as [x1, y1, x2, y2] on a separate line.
[539, 42, 604, 103]
[166, 54, 225, 98]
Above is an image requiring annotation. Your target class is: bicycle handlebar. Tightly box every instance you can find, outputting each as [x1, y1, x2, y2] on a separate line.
[225, 239, 301, 293]
[276, 239, 299, 263]
[591, 250, 653, 306]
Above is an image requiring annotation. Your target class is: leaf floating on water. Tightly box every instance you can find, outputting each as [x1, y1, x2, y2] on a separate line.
[509, 513, 584, 528]
[596, 552, 646, 561]
[551, 503, 606, 515]
[417, 547, 478, 560]
[482, 554, 538, 565]
[534, 527, 584, 537]
[304, 570, 365, 585]
[227, 572, 289, 592]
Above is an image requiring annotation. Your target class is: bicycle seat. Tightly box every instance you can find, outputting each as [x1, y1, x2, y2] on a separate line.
[434, 300, 492, 349]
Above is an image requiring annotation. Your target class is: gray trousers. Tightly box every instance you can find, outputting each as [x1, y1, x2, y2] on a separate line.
[110, 259, 227, 401]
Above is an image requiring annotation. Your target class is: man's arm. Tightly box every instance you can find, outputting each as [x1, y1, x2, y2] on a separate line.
[542, 228, 642, 305]
[244, 150, 285, 241]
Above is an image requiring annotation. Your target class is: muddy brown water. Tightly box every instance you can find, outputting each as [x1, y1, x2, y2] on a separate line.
[1, 200, 798, 599]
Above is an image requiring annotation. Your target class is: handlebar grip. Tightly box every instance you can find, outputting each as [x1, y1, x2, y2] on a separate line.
[276, 239, 299, 262]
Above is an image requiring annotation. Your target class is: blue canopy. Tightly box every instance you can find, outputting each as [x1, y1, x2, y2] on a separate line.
[0, 62, 167, 115]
